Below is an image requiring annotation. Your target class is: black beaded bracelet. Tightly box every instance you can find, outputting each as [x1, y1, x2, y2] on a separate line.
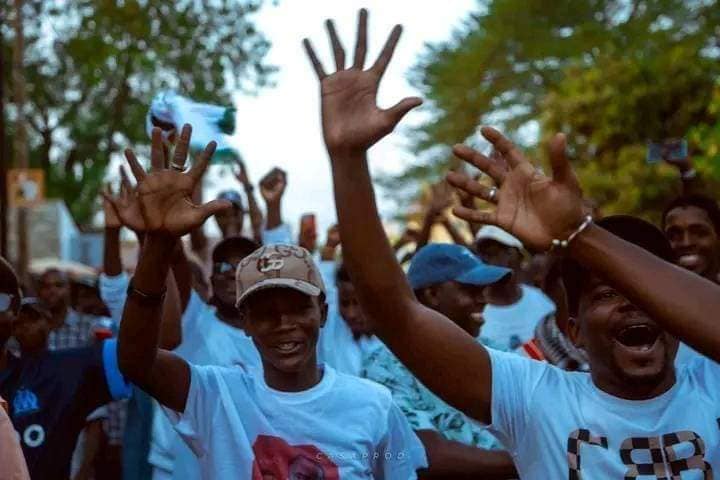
[127, 282, 167, 305]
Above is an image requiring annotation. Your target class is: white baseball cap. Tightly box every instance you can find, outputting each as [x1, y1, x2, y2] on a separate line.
[475, 225, 524, 250]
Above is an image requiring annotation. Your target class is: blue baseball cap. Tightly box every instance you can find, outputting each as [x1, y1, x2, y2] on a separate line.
[407, 243, 511, 290]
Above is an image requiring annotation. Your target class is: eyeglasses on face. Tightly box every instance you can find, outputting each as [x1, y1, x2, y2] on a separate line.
[0, 293, 17, 313]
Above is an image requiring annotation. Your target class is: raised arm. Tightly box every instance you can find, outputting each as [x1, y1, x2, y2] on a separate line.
[304, 10, 494, 422]
[260, 167, 287, 231]
[233, 157, 264, 244]
[102, 184, 123, 277]
[448, 128, 720, 363]
[416, 182, 453, 251]
[118, 125, 230, 412]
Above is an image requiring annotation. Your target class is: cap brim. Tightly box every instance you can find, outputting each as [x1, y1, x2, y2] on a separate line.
[455, 264, 511, 286]
[235, 278, 322, 308]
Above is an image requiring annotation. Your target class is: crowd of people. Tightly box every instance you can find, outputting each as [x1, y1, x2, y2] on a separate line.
[2, 8, 720, 479]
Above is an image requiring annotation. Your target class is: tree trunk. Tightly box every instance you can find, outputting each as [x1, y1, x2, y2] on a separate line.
[12, 0, 29, 281]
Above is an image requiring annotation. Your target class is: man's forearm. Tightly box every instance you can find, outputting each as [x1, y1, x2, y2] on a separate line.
[118, 234, 174, 385]
[103, 227, 122, 277]
[416, 430, 516, 479]
[246, 187, 264, 243]
[331, 154, 415, 314]
[265, 200, 282, 230]
[571, 224, 720, 361]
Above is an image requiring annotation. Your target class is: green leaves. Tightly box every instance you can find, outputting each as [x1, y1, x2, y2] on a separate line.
[2, 0, 274, 227]
[401, 0, 720, 220]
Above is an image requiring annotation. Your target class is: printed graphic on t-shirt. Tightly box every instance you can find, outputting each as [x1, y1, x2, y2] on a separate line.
[252, 435, 339, 480]
[567, 427, 716, 479]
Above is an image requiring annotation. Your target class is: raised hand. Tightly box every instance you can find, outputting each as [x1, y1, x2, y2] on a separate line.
[259, 167, 287, 205]
[325, 224, 341, 249]
[233, 157, 251, 187]
[124, 124, 230, 237]
[446, 127, 585, 251]
[102, 183, 122, 229]
[102, 166, 147, 233]
[428, 181, 453, 215]
[303, 9, 422, 157]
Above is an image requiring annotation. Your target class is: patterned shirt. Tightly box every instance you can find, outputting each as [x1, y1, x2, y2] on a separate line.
[47, 309, 100, 351]
[361, 339, 504, 450]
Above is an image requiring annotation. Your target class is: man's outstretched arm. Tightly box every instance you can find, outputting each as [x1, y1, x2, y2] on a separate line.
[448, 128, 720, 363]
[118, 125, 230, 412]
[305, 9, 494, 423]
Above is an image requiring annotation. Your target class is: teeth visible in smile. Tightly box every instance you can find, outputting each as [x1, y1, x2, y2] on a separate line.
[276, 342, 299, 352]
[678, 254, 700, 267]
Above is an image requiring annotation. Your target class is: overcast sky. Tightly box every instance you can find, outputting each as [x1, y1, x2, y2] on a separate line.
[201, 0, 477, 240]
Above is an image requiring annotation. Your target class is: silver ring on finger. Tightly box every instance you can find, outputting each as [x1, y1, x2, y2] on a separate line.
[170, 162, 187, 173]
[488, 186, 498, 202]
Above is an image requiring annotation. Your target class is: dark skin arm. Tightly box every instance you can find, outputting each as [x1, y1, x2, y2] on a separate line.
[102, 184, 123, 277]
[260, 168, 287, 231]
[416, 430, 516, 479]
[439, 215, 468, 248]
[234, 158, 264, 244]
[447, 128, 720, 363]
[189, 183, 209, 262]
[416, 182, 452, 250]
[72, 419, 104, 480]
[305, 10, 494, 423]
[118, 125, 230, 411]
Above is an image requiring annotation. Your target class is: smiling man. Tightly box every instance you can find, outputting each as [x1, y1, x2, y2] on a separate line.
[117, 124, 427, 479]
[661, 194, 720, 366]
[662, 193, 720, 282]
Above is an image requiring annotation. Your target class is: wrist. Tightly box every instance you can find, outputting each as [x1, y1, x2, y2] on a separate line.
[550, 215, 593, 251]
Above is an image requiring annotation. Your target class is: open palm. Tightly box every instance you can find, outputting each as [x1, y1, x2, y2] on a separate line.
[125, 125, 230, 237]
[304, 9, 422, 157]
[447, 127, 586, 251]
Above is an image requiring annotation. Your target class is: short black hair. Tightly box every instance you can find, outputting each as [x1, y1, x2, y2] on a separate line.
[335, 263, 351, 285]
[661, 193, 720, 235]
[212, 236, 260, 264]
[563, 215, 674, 316]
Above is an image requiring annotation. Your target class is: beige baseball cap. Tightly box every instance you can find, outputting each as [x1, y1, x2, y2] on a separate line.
[235, 244, 326, 308]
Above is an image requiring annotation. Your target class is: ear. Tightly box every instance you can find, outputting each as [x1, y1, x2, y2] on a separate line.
[566, 316, 584, 348]
[421, 285, 441, 308]
[319, 300, 329, 329]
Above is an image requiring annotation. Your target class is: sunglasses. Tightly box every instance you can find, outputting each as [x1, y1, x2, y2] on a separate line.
[0, 293, 16, 313]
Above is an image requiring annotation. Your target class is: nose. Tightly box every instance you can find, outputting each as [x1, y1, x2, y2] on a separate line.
[616, 296, 640, 315]
[277, 312, 298, 330]
[678, 230, 693, 248]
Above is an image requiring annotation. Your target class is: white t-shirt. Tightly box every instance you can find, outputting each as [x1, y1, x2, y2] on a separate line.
[481, 284, 555, 351]
[148, 292, 261, 474]
[487, 348, 720, 478]
[166, 363, 427, 479]
[316, 260, 382, 376]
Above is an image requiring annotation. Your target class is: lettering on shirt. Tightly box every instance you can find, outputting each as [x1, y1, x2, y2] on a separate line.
[567, 424, 718, 479]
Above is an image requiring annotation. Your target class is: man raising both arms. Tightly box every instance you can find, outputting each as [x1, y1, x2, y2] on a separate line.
[305, 9, 720, 477]
[118, 124, 426, 479]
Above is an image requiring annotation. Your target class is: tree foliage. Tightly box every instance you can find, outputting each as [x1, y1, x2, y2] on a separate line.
[2, 0, 275, 226]
[394, 0, 720, 218]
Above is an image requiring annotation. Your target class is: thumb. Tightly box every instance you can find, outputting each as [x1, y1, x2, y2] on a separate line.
[194, 199, 232, 224]
[384, 97, 423, 129]
[548, 133, 578, 188]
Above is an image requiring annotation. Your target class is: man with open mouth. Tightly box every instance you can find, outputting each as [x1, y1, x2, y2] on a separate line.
[308, 8, 720, 478]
